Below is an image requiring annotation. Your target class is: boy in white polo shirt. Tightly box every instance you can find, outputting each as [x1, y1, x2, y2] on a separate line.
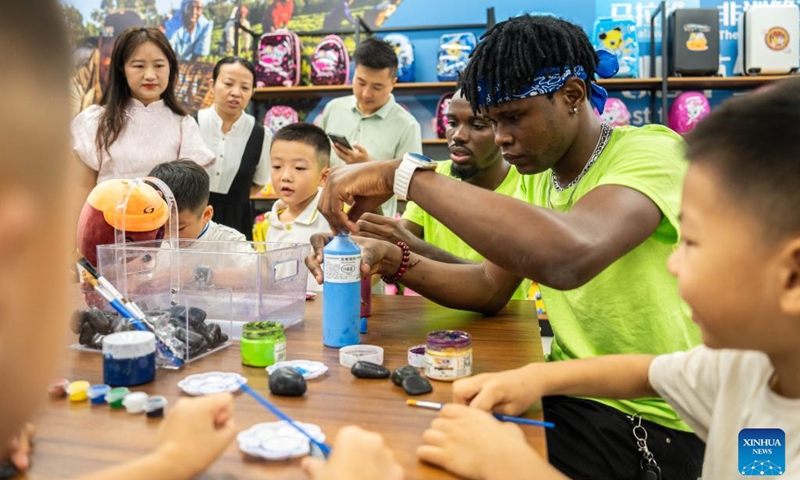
[253, 123, 331, 291]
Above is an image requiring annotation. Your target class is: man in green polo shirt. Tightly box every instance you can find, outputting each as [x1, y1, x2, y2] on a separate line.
[317, 37, 422, 218]
[355, 91, 531, 301]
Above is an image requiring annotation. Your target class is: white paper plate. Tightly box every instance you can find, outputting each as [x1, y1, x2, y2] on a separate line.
[266, 360, 328, 380]
[237, 421, 326, 460]
[177, 371, 247, 396]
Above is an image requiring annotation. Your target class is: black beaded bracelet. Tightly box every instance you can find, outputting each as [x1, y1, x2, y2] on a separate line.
[381, 241, 410, 284]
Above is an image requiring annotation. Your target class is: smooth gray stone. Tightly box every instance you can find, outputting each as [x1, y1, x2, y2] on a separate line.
[402, 375, 433, 395]
[391, 365, 420, 386]
[269, 367, 307, 397]
[351, 361, 391, 379]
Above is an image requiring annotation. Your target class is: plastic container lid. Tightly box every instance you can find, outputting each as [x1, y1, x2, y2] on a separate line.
[407, 345, 426, 368]
[339, 345, 384, 368]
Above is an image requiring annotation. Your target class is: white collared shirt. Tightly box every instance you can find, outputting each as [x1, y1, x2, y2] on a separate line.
[264, 189, 331, 291]
[198, 107, 272, 194]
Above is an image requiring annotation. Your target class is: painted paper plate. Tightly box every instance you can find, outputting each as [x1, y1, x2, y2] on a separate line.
[266, 360, 328, 380]
[237, 421, 326, 460]
[177, 371, 247, 396]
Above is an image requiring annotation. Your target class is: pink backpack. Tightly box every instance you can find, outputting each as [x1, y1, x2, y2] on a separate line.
[264, 106, 299, 134]
[434, 92, 454, 139]
[593, 98, 631, 127]
[310, 35, 349, 86]
[668, 91, 711, 135]
[256, 29, 302, 87]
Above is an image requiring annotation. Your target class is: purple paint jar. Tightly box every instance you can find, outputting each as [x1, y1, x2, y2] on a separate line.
[424, 330, 472, 381]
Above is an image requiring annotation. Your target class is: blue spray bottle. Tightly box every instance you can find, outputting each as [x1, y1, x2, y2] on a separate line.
[322, 233, 361, 347]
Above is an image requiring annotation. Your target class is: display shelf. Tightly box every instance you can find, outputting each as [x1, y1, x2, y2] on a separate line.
[253, 82, 457, 101]
[253, 75, 797, 101]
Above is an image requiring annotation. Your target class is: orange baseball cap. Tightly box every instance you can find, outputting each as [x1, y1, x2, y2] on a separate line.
[87, 179, 169, 232]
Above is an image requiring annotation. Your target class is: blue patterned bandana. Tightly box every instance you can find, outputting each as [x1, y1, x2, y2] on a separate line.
[477, 50, 620, 114]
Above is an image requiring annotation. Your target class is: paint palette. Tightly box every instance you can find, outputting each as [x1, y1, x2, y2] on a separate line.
[177, 372, 247, 396]
[266, 360, 328, 380]
[237, 421, 326, 460]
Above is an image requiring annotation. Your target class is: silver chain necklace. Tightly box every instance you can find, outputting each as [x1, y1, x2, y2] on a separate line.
[547, 123, 613, 210]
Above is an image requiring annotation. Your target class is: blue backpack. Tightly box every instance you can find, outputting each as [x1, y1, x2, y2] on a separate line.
[593, 17, 639, 78]
[310, 35, 350, 86]
[384, 33, 415, 82]
[436, 32, 476, 81]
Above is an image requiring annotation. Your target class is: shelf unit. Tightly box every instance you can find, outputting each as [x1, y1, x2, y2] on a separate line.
[253, 75, 793, 101]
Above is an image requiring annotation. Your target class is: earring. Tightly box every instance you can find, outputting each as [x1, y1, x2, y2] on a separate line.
[571, 107, 579, 115]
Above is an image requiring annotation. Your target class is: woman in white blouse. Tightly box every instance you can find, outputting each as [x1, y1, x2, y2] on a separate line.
[72, 27, 214, 202]
[197, 57, 271, 238]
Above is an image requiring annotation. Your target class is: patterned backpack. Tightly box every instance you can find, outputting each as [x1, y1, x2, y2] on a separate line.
[434, 92, 454, 139]
[256, 29, 302, 87]
[384, 33, 415, 82]
[310, 35, 350, 86]
[264, 106, 299, 134]
[436, 33, 476, 81]
[592, 17, 639, 78]
[668, 91, 711, 135]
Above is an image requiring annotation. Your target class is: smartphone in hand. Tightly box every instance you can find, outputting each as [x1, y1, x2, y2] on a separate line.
[327, 133, 353, 150]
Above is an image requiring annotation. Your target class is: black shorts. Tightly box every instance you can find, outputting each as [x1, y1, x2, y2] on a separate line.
[543, 396, 705, 480]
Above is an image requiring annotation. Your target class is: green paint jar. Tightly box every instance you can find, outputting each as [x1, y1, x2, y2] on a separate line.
[241, 321, 287, 368]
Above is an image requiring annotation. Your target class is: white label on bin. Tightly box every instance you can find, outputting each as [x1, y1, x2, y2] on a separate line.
[273, 341, 287, 363]
[324, 254, 361, 283]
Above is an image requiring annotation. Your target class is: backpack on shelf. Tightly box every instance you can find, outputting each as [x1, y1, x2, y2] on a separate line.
[434, 92, 454, 139]
[436, 32, 476, 81]
[256, 29, 302, 87]
[668, 92, 711, 135]
[593, 97, 631, 127]
[593, 17, 639, 78]
[264, 105, 299, 134]
[310, 35, 350, 86]
[734, 4, 799, 76]
[384, 33, 415, 82]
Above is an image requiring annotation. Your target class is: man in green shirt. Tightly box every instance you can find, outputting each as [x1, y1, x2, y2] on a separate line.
[317, 38, 422, 218]
[308, 15, 704, 479]
[355, 91, 531, 300]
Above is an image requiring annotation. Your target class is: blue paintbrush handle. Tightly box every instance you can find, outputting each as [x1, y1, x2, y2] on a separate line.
[493, 414, 555, 429]
[240, 384, 332, 457]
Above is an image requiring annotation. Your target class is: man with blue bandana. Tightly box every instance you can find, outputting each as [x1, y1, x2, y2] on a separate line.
[308, 14, 704, 479]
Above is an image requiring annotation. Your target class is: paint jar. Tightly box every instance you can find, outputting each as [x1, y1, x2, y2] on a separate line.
[241, 321, 287, 368]
[66, 380, 90, 402]
[122, 391, 149, 414]
[105, 387, 130, 408]
[88, 384, 110, 405]
[145, 396, 168, 418]
[102, 331, 156, 387]
[424, 330, 472, 381]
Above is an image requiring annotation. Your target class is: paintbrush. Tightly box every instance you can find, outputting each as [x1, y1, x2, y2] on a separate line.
[407, 399, 556, 429]
[240, 384, 331, 458]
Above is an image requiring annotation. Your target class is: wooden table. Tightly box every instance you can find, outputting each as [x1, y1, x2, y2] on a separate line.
[29, 296, 545, 479]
